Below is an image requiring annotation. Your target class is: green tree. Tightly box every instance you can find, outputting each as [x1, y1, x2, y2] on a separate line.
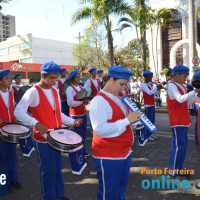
[71, 0, 131, 66]
[72, 29, 109, 71]
[118, 6, 148, 72]
[114, 39, 149, 76]
[0, 0, 11, 10]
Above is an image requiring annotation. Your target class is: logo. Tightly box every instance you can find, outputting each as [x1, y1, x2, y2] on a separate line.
[11, 63, 32, 71]
[0, 166, 8, 196]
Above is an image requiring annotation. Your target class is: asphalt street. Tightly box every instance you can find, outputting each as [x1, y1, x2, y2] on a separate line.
[1, 112, 200, 200]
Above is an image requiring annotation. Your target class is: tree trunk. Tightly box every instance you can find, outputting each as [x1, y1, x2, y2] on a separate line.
[105, 17, 114, 66]
[107, 29, 114, 66]
[140, 0, 147, 71]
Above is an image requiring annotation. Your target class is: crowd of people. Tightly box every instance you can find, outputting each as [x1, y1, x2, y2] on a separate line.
[0, 62, 200, 200]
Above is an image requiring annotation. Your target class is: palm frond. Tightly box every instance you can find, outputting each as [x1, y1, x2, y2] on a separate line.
[118, 23, 133, 32]
[71, 6, 92, 25]
[118, 17, 134, 26]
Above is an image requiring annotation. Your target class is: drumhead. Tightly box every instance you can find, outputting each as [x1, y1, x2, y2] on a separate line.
[2, 124, 30, 135]
[49, 129, 82, 145]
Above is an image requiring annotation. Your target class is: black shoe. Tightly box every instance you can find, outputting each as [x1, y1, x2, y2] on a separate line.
[84, 153, 90, 158]
[58, 196, 70, 200]
[11, 181, 22, 189]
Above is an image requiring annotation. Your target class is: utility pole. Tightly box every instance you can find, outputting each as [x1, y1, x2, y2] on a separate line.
[75, 32, 84, 66]
[189, 0, 197, 76]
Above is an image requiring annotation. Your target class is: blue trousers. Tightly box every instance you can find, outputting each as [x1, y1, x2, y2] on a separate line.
[70, 114, 87, 154]
[94, 153, 132, 200]
[169, 126, 188, 176]
[61, 100, 69, 116]
[0, 137, 17, 186]
[33, 140, 64, 200]
[145, 106, 155, 138]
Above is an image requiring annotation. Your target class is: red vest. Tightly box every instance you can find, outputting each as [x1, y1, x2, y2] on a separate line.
[58, 80, 67, 101]
[0, 91, 15, 126]
[29, 85, 62, 142]
[196, 98, 200, 104]
[69, 85, 86, 116]
[11, 86, 18, 102]
[90, 79, 101, 97]
[92, 92, 133, 158]
[142, 83, 155, 106]
[167, 82, 191, 127]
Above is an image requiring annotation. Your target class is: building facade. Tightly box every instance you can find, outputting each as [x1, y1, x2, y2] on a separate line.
[0, 12, 15, 42]
[149, 0, 200, 79]
[0, 33, 77, 65]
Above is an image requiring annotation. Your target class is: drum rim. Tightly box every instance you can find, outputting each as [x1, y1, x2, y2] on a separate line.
[1, 122, 30, 136]
[47, 129, 83, 146]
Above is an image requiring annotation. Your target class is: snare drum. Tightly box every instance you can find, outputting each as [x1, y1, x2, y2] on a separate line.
[47, 128, 83, 153]
[0, 123, 30, 143]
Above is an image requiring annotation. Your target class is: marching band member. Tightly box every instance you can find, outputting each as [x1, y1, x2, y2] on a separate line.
[55, 68, 69, 116]
[167, 65, 200, 177]
[140, 71, 162, 140]
[0, 70, 22, 192]
[10, 73, 22, 101]
[90, 65, 141, 200]
[84, 67, 101, 97]
[14, 62, 82, 200]
[66, 70, 88, 175]
[97, 69, 104, 82]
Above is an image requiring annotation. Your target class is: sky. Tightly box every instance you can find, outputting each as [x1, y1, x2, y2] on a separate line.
[1, 0, 141, 49]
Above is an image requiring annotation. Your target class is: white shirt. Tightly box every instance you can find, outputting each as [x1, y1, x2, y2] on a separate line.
[130, 81, 138, 94]
[89, 90, 135, 138]
[14, 85, 75, 128]
[140, 82, 158, 107]
[167, 82, 198, 105]
[9, 83, 21, 94]
[97, 77, 102, 82]
[84, 78, 99, 90]
[55, 78, 66, 91]
[66, 85, 83, 108]
[0, 90, 15, 108]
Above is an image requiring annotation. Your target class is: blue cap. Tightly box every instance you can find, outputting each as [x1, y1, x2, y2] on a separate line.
[41, 61, 62, 74]
[88, 67, 96, 73]
[193, 70, 200, 81]
[0, 70, 10, 78]
[107, 65, 134, 81]
[59, 68, 67, 73]
[68, 70, 79, 80]
[97, 69, 103, 74]
[143, 71, 153, 77]
[12, 73, 21, 79]
[173, 65, 189, 75]
[167, 68, 173, 76]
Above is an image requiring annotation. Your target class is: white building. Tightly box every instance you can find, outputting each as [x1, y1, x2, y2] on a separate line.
[0, 12, 15, 42]
[149, 0, 200, 79]
[0, 33, 77, 65]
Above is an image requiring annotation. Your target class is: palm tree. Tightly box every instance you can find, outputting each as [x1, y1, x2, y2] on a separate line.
[71, 0, 131, 66]
[118, 7, 148, 72]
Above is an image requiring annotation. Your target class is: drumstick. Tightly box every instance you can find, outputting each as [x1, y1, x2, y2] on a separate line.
[36, 121, 80, 134]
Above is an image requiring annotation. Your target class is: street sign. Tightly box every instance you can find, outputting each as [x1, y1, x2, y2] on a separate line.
[192, 56, 200, 66]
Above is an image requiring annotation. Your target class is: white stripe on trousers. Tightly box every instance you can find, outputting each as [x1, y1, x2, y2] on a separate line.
[35, 141, 45, 197]
[172, 127, 178, 176]
[100, 159, 105, 200]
